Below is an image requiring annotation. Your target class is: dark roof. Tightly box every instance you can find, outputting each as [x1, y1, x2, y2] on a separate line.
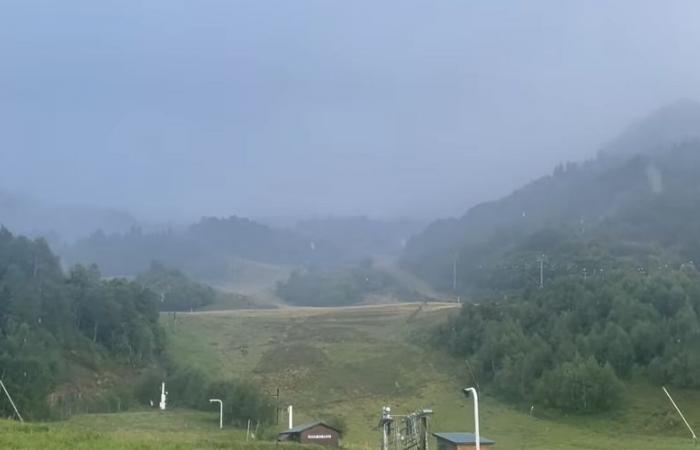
[278, 421, 341, 435]
[433, 432, 495, 445]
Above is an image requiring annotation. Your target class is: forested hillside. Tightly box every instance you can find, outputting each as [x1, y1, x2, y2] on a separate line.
[403, 101, 700, 294]
[409, 101, 700, 414]
[0, 228, 162, 419]
[276, 260, 420, 306]
[436, 267, 700, 413]
[135, 262, 216, 311]
[63, 216, 344, 280]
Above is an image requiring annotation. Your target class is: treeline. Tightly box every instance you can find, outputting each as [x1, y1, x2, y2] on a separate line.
[276, 262, 414, 306]
[0, 228, 162, 419]
[62, 216, 344, 281]
[403, 139, 700, 295]
[135, 262, 216, 311]
[157, 365, 275, 427]
[436, 267, 700, 413]
[0, 227, 276, 422]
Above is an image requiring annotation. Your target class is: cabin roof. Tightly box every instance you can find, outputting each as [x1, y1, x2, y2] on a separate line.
[433, 432, 495, 445]
[278, 421, 341, 435]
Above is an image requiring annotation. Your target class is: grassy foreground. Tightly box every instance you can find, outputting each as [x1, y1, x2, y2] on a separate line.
[0, 409, 319, 449]
[5, 302, 699, 449]
[164, 303, 700, 450]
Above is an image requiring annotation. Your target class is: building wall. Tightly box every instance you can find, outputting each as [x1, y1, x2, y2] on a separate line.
[299, 425, 339, 447]
[437, 441, 494, 450]
[457, 444, 494, 450]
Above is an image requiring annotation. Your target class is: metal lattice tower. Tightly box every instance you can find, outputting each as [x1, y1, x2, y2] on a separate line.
[379, 406, 432, 450]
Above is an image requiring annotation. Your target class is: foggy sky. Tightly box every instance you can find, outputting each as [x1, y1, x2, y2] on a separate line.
[2, 1, 700, 222]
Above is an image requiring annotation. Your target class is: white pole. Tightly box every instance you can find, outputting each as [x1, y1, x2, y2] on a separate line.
[209, 399, 223, 429]
[159, 382, 167, 411]
[663, 386, 697, 441]
[288, 405, 293, 429]
[0, 379, 23, 423]
[464, 387, 480, 450]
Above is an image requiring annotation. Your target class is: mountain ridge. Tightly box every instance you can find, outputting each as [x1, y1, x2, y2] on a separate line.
[402, 101, 700, 292]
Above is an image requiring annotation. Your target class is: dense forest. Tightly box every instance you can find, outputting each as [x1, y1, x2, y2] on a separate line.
[276, 261, 417, 306]
[135, 262, 216, 311]
[0, 228, 275, 424]
[0, 228, 162, 419]
[437, 267, 700, 412]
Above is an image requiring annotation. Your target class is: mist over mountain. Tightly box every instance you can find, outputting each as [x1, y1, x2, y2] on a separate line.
[0, 189, 138, 242]
[62, 215, 346, 281]
[402, 101, 700, 292]
[292, 216, 425, 259]
[600, 99, 700, 159]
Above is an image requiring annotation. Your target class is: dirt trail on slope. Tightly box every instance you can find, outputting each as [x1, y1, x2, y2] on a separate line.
[180, 301, 460, 318]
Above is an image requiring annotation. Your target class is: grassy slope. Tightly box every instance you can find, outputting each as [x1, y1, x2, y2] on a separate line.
[164, 303, 700, 450]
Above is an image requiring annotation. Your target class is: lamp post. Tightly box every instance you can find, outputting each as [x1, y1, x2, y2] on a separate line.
[463, 387, 480, 450]
[209, 399, 223, 429]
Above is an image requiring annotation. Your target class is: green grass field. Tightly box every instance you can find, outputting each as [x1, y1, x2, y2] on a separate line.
[0, 409, 322, 449]
[4, 302, 699, 449]
[163, 303, 700, 450]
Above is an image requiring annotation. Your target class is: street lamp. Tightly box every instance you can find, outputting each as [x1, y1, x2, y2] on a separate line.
[209, 398, 223, 429]
[463, 387, 480, 450]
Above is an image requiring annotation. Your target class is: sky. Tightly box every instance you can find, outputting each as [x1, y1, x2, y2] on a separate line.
[2, 0, 700, 222]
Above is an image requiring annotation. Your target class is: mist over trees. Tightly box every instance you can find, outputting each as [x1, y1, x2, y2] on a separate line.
[0, 190, 138, 243]
[414, 102, 700, 413]
[62, 216, 345, 281]
[276, 260, 417, 307]
[135, 262, 216, 312]
[292, 216, 424, 260]
[404, 102, 700, 295]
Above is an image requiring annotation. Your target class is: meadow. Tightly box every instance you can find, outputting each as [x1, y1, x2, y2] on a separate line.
[3, 302, 699, 449]
[0, 409, 320, 449]
[164, 303, 700, 449]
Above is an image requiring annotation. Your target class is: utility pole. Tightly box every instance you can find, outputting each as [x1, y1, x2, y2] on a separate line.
[453, 254, 458, 293]
[538, 255, 544, 289]
[275, 388, 280, 425]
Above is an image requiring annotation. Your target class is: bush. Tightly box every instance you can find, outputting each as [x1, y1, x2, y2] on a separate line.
[206, 380, 275, 426]
[162, 364, 275, 426]
[167, 366, 209, 409]
[536, 357, 624, 413]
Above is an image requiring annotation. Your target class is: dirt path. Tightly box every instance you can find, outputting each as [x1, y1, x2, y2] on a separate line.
[179, 301, 460, 318]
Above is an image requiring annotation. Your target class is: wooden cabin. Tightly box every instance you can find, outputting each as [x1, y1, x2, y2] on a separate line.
[277, 421, 341, 447]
